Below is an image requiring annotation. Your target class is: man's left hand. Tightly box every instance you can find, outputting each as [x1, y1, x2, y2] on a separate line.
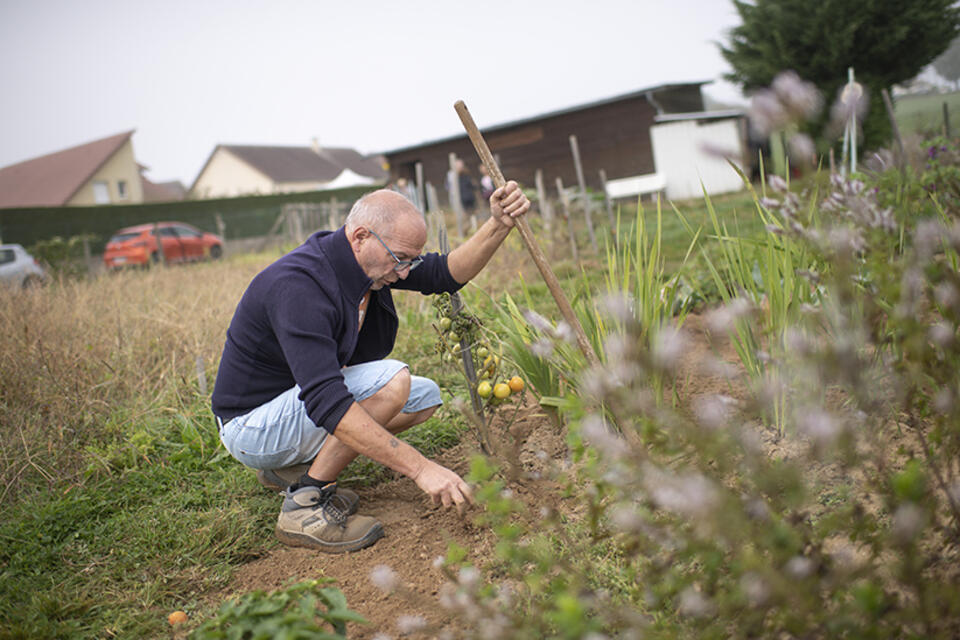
[489, 180, 531, 228]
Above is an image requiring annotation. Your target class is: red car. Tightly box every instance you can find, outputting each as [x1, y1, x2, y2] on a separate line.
[103, 222, 223, 268]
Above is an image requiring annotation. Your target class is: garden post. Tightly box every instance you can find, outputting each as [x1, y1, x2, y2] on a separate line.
[152, 223, 166, 266]
[556, 177, 578, 263]
[599, 168, 615, 229]
[569, 135, 597, 252]
[448, 152, 465, 237]
[535, 169, 553, 234]
[881, 89, 906, 172]
[415, 162, 426, 213]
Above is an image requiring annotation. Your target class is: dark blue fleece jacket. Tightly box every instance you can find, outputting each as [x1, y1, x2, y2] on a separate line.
[211, 227, 464, 434]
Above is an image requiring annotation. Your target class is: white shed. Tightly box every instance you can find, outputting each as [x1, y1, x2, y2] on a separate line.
[649, 110, 747, 201]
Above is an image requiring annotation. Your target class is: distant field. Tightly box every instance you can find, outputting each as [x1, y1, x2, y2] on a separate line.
[895, 90, 960, 136]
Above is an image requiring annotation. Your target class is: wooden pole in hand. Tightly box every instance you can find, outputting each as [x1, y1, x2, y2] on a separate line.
[454, 100, 598, 366]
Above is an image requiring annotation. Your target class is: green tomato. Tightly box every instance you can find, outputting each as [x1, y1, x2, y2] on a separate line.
[477, 346, 489, 359]
[439, 317, 452, 331]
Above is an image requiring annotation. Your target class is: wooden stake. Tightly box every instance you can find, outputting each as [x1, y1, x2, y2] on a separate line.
[535, 168, 553, 233]
[569, 135, 597, 252]
[152, 223, 167, 266]
[556, 177, 579, 263]
[881, 89, 905, 171]
[455, 100, 597, 366]
[415, 162, 426, 212]
[448, 153, 465, 237]
[598, 168, 615, 229]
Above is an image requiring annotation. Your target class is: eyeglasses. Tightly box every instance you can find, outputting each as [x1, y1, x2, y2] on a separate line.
[368, 229, 423, 273]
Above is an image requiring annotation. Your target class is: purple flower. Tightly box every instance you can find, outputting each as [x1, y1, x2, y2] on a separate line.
[749, 89, 789, 137]
[772, 70, 822, 120]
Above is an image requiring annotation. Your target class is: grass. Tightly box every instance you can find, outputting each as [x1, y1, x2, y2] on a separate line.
[0, 254, 479, 638]
[894, 90, 960, 137]
[0, 187, 769, 638]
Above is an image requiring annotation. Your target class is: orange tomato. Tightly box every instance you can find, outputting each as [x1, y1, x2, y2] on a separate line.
[508, 376, 524, 393]
[168, 611, 188, 626]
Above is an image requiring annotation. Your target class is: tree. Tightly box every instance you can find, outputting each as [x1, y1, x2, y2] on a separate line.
[933, 36, 960, 89]
[720, 0, 960, 150]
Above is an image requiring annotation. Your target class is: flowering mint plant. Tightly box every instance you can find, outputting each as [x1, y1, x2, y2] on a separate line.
[420, 133, 960, 638]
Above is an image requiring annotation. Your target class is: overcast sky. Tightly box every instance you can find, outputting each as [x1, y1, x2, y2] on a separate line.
[0, 0, 746, 186]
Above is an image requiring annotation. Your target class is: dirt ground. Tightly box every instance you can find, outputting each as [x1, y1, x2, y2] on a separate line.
[213, 313, 903, 639]
[223, 413, 566, 639]
[211, 314, 736, 639]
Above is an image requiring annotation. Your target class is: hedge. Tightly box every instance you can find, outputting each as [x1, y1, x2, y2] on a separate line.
[0, 185, 375, 253]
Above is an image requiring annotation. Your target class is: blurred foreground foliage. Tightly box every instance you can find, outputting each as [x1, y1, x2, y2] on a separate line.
[434, 134, 960, 638]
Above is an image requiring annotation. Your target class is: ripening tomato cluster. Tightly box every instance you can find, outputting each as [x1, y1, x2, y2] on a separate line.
[433, 292, 525, 406]
[476, 375, 525, 404]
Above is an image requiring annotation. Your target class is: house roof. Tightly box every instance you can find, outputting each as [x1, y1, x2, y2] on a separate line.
[382, 81, 711, 155]
[654, 109, 747, 123]
[0, 131, 135, 208]
[141, 177, 187, 202]
[191, 144, 387, 191]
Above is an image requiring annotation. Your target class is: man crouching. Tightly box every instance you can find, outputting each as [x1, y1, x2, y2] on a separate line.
[211, 182, 530, 552]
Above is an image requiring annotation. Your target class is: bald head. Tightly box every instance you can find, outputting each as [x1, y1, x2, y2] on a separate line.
[345, 189, 426, 238]
[345, 189, 428, 289]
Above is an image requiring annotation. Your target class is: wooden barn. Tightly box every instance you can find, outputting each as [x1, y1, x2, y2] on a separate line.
[382, 82, 711, 203]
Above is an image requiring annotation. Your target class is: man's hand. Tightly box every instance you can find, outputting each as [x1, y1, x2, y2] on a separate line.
[412, 459, 475, 514]
[489, 180, 531, 229]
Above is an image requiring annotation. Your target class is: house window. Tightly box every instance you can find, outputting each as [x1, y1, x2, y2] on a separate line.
[93, 181, 110, 204]
[117, 180, 128, 200]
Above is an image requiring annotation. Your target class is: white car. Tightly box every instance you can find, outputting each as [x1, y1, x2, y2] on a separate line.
[0, 244, 47, 288]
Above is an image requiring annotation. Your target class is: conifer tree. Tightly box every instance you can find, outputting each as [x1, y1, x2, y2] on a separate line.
[720, 0, 960, 148]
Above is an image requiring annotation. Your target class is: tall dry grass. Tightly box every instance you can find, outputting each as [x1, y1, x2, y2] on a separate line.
[0, 257, 270, 506]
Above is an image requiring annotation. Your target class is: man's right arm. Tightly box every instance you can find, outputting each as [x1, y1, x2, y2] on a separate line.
[332, 403, 474, 511]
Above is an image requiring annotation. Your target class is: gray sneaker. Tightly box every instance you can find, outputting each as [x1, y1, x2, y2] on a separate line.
[275, 485, 384, 553]
[256, 465, 359, 515]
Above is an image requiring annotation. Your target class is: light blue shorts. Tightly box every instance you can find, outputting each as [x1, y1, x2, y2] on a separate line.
[219, 359, 441, 470]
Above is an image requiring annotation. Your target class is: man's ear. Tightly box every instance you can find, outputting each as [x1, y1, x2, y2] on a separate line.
[347, 226, 368, 244]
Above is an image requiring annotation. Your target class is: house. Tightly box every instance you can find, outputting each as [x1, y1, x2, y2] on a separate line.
[141, 175, 187, 203]
[0, 130, 145, 208]
[190, 141, 387, 199]
[382, 82, 748, 204]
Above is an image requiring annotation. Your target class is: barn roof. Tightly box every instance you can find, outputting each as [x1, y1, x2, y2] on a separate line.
[382, 81, 711, 155]
[0, 131, 134, 208]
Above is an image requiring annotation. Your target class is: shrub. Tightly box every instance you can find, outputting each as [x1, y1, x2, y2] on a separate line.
[432, 138, 960, 638]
